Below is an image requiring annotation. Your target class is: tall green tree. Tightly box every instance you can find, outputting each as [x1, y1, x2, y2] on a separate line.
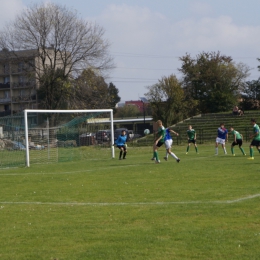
[179, 51, 249, 113]
[71, 69, 120, 109]
[108, 83, 121, 111]
[240, 79, 260, 110]
[145, 74, 185, 126]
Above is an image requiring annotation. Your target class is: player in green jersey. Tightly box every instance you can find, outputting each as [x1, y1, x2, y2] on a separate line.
[186, 125, 198, 154]
[248, 118, 260, 160]
[230, 127, 246, 156]
[152, 120, 166, 164]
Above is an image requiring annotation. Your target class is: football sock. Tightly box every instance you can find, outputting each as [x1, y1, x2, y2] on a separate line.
[154, 151, 159, 161]
[250, 148, 254, 157]
[231, 147, 234, 154]
[215, 147, 218, 154]
[123, 152, 127, 159]
[195, 146, 198, 153]
[170, 152, 178, 160]
[223, 147, 227, 154]
[240, 147, 245, 155]
[119, 151, 122, 159]
[186, 146, 190, 152]
[166, 151, 169, 158]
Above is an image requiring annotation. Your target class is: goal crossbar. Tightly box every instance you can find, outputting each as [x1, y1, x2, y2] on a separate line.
[24, 109, 115, 167]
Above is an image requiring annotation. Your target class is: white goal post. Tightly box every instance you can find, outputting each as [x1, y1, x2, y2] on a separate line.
[24, 109, 115, 167]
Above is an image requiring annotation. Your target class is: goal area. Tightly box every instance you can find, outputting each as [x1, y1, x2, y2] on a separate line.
[0, 109, 115, 168]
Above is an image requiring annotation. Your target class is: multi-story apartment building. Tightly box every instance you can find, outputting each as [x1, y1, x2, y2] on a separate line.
[0, 49, 38, 117]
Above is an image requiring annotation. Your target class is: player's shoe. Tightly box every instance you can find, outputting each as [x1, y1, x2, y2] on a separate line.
[224, 152, 227, 155]
[151, 157, 155, 161]
[163, 157, 168, 161]
[243, 154, 246, 156]
[232, 154, 235, 156]
[176, 158, 180, 163]
[247, 157, 254, 160]
[196, 152, 199, 154]
[215, 154, 218, 156]
[155, 160, 160, 164]
[185, 152, 188, 155]
[119, 158, 122, 160]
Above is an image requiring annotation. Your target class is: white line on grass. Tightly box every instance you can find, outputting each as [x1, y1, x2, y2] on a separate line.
[0, 154, 221, 176]
[0, 164, 142, 176]
[0, 194, 260, 206]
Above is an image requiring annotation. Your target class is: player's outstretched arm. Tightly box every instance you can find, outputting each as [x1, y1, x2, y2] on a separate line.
[169, 129, 179, 136]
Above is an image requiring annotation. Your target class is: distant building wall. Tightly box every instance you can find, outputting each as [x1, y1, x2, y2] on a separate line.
[125, 100, 144, 112]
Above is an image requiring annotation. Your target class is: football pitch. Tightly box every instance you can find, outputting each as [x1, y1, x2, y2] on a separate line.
[0, 144, 260, 260]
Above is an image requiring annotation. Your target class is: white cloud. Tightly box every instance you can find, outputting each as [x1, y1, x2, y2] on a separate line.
[0, 0, 24, 28]
[96, 4, 167, 52]
[96, 4, 260, 56]
[87, 4, 260, 100]
[170, 15, 260, 56]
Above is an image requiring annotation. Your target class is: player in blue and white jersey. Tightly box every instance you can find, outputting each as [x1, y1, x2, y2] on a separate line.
[163, 128, 180, 162]
[215, 123, 228, 155]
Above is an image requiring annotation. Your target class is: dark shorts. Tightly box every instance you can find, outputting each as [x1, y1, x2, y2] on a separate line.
[188, 139, 196, 144]
[117, 145, 126, 151]
[250, 139, 260, 147]
[156, 141, 164, 148]
[232, 139, 242, 146]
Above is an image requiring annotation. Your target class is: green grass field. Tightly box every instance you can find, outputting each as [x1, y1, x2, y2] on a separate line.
[0, 144, 260, 260]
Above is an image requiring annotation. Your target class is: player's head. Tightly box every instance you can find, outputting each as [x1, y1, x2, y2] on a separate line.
[188, 125, 192, 130]
[121, 130, 126, 135]
[251, 118, 256, 125]
[220, 123, 224, 128]
[230, 126, 234, 131]
[156, 120, 162, 127]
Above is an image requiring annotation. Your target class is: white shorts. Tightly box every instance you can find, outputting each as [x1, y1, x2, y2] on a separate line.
[216, 137, 225, 145]
[165, 139, 173, 149]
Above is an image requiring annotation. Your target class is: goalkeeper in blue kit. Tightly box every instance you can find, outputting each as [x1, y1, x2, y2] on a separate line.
[115, 130, 127, 160]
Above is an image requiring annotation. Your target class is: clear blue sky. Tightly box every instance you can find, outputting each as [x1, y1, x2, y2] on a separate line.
[1, 0, 260, 101]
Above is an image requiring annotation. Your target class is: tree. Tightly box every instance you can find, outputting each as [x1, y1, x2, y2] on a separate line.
[240, 79, 260, 110]
[179, 51, 249, 113]
[0, 2, 113, 110]
[145, 75, 186, 126]
[107, 83, 121, 111]
[71, 69, 120, 110]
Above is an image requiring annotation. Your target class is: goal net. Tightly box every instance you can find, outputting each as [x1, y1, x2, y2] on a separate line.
[0, 109, 115, 168]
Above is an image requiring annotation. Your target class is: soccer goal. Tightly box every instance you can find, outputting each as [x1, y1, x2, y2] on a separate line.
[0, 109, 115, 168]
[23, 109, 115, 167]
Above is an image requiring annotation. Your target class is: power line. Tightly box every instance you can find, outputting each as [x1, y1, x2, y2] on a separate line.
[115, 66, 179, 71]
[111, 51, 260, 60]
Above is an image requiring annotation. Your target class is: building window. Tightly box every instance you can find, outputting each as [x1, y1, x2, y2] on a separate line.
[4, 76, 10, 84]
[20, 89, 25, 97]
[28, 60, 34, 69]
[19, 76, 26, 83]
[4, 90, 10, 98]
[18, 62, 24, 72]
[3, 64, 10, 74]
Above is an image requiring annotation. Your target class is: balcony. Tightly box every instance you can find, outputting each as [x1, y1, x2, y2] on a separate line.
[12, 95, 36, 103]
[12, 82, 36, 89]
[0, 110, 11, 117]
[0, 97, 11, 103]
[0, 83, 10, 89]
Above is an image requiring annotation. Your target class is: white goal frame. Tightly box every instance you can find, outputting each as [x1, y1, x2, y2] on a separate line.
[24, 109, 115, 167]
